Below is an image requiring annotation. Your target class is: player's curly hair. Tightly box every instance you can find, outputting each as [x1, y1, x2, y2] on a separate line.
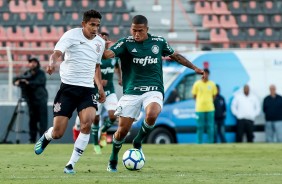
[83, 9, 102, 22]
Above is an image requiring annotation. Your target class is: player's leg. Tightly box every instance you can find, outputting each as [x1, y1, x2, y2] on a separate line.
[133, 91, 163, 149]
[72, 116, 80, 141]
[206, 111, 215, 143]
[100, 94, 118, 147]
[196, 112, 205, 144]
[65, 107, 96, 174]
[92, 114, 102, 154]
[107, 95, 141, 172]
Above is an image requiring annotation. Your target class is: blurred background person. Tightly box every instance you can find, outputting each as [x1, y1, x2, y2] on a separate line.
[263, 84, 282, 143]
[231, 84, 260, 143]
[214, 84, 227, 143]
[13, 57, 48, 143]
[192, 68, 217, 144]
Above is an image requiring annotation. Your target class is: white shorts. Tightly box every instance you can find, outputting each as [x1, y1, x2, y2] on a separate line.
[96, 93, 118, 115]
[114, 91, 163, 120]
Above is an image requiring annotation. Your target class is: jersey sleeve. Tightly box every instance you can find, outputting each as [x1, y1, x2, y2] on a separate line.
[97, 39, 106, 64]
[109, 38, 126, 57]
[54, 31, 73, 53]
[162, 37, 174, 57]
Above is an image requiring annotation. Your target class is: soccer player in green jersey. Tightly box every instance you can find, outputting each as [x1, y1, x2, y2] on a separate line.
[73, 32, 122, 154]
[103, 15, 206, 172]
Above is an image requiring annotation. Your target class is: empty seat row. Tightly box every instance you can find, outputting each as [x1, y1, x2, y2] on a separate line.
[202, 14, 282, 29]
[0, 12, 132, 27]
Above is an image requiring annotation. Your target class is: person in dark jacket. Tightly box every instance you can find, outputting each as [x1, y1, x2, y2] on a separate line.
[214, 84, 227, 143]
[263, 84, 282, 142]
[13, 57, 48, 143]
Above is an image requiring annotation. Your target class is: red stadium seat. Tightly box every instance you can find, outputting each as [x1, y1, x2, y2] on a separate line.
[219, 15, 238, 28]
[113, 0, 130, 13]
[61, 0, 77, 13]
[40, 26, 60, 42]
[202, 15, 220, 28]
[77, 0, 96, 12]
[211, 1, 230, 15]
[97, 0, 113, 13]
[26, 0, 44, 13]
[195, 1, 213, 15]
[210, 28, 229, 42]
[120, 13, 131, 27]
[0, 26, 7, 41]
[246, 28, 261, 41]
[42, 0, 60, 13]
[24, 26, 42, 41]
[227, 28, 246, 41]
[104, 13, 121, 26]
[9, 0, 27, 13]
[6, 26, 25, 42]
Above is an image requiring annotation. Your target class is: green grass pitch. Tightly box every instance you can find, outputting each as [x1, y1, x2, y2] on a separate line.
[1, 143, 282, 184]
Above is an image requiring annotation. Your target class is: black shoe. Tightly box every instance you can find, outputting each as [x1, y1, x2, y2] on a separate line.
[64, 164, 75, 174]
[107, 160, 118, 172]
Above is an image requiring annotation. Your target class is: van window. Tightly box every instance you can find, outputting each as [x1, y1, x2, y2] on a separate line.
[166, 74, 200, 104]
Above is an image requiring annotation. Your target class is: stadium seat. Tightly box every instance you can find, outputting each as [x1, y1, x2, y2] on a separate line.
[26, 0, 44, 13]
[211, 1, 230, 15]
[109, 26, 123, 41]
[96, 0, 113, 13]
[246, 28, 261, 41]
[262, 0, 280, 14]
[209, 28, 229, 42]
[219, 15, 238, 28]
[51, 12, 68, 26]
[67, 12, 81, 27]
[202, 15, 220, 28]
[6, 26, 25, 42]
[42, 0, 60, 13]
[228, 0, 245, 15]
[246, 1, 262, 14]
[24, 26, 42, 42]
[0, 12, 17, 27]
[253, 14, 270, 28]
[40, 26, 60, 42]
[195, 1, 213, 15]
[227, 28, 246, 41]
[262, 28, 280, 42]
[61, 0, 78, 13]
[17, 13, 34, 27]
[270, 14, 282, 28]
[112, 0, 130, 13]
[34, 12, 51, 26]
[0, 0, 9, 12]
[0, 26, 7, 42]
[77, 0, 96, 12]
[103, 13, 121, 26]
[120, 13, 132, 27]
[236, 14, 253, 28]
[9, 0, 27, 13]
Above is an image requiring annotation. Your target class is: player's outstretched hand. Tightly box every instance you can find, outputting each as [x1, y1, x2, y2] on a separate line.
[46, 65, 55, 75]
[194, 68, 206, 80]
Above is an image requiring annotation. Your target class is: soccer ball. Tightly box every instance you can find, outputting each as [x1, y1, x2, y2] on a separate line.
[122, 148, 145, 171]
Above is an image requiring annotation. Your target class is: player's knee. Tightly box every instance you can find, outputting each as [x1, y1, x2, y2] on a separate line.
[145, 113, 158, 124]
[115, 128, 129, 140]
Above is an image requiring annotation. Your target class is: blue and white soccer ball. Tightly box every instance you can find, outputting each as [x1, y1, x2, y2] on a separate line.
[122, 148, 145, 171]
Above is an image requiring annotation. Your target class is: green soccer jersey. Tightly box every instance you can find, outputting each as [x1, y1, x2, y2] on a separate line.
[110, 33, 174, 96]
[94, 58, 119, 97]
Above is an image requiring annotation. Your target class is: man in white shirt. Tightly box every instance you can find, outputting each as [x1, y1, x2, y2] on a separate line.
[34, 10, 106, 174]
[231, 84, 260, 142]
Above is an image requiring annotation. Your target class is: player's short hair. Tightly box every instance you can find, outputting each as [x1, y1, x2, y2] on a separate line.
[83, 9, 102, 22]
[132, 15, 148, 26]
[100, 32, 109, 37]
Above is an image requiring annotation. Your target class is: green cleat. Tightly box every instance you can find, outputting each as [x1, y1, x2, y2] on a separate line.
[94, 145, 102, 154]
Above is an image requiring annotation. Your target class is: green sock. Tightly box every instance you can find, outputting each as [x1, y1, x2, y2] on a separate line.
[91, 124, 99, 145]
[133, 120, 154, 149]
[101, 118, 114, 133]
[110, 136, 125, 161]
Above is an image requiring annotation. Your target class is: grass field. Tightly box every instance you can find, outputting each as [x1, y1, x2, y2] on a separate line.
[1, 143, 282, 184]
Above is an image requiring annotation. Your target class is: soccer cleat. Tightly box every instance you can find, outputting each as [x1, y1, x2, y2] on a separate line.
[107, 160, 118, 172]
[64, 164, 75, 174]
[93, 145, 102, 154]
[133, 140, 142, 150]
[99, 132, 107, 147]
[34, 134, 50, 155]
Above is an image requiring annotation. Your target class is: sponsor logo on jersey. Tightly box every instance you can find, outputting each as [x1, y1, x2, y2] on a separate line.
[133, 86, 158, 91]
[113, 41, 124, 49]
[131, 48, 137, 52]
[152, 37, 164, 42]
[53, 102, 61, 112]
[95, 43, 101, 53]
[133, 56, 158, 66]
[151, 45, 159, 54]
[101, 67, 115, 74]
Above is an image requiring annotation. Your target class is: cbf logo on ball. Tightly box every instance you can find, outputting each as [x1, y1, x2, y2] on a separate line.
[151, 45, 159, 54]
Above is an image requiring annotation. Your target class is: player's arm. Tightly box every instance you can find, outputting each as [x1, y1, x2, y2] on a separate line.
[94, 64, 106, 103]
[115, 60, 122, 86]
[47, 50, 62, 75]
[102, 50, 115, 59]
[169, 52, 206, 79]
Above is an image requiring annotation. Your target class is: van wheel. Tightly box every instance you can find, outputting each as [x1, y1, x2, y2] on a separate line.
[147, 127, 175, 144]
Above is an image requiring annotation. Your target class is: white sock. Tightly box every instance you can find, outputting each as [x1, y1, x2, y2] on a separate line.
[44, 127, 54, 141]
[66, 133, 90, 168]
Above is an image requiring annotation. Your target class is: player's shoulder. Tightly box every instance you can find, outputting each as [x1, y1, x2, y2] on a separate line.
[95, 34, 106, 44]
[63, 28, 82, 37]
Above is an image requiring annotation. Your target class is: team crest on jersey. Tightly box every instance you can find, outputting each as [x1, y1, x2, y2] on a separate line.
[151, 45, 159, 54]
[54, 102, 61, 112]
[95, 43, 101, 53]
